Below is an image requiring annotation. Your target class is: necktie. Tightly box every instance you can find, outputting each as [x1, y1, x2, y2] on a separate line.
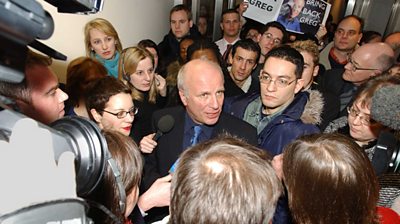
[222, 44, 233, 63]
[190, 125, 202, 146]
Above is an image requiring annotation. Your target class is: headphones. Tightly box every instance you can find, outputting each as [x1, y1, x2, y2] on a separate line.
[107, 156, 126, 213]
[121, 49, 131, 83]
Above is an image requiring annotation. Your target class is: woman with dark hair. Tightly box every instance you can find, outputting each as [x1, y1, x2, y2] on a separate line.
[325, 75, 400, 158]
[86, 130, 143, 224]
[65, 57, 108, 117]
[282, 133, 381, 224]
[86, 76, 171, 223]
[86, 76, 135, 136]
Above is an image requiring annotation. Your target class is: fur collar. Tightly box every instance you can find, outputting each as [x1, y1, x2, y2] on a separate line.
[300, 89, 324, 125]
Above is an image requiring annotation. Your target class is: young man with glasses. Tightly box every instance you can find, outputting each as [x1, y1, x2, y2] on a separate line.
[226, 46, 320, 156]
[225, 45, 320, 224]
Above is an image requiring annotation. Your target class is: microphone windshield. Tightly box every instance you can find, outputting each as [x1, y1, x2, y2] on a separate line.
[371, 85, 400, 130]
[157, 115, 175, 133]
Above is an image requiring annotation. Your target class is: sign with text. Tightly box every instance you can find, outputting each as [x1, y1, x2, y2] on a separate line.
[243, 0, 283, 24]
[297, 0, 331, 34]
[244, 0, 331, 35]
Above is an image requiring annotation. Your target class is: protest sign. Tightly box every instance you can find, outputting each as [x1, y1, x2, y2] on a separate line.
[244, 0, 331, 36]
[243, 0, 284, 24]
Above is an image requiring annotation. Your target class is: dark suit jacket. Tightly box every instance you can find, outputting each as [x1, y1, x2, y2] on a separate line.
[142, 106, 258, 191]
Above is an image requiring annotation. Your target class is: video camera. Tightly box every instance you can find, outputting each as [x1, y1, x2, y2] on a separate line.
[0, 0, 125, 223]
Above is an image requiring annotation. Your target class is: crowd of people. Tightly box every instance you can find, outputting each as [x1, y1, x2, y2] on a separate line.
[1, 1, 400, 224]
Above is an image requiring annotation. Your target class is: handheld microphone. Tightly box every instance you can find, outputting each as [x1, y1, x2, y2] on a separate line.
[153, 114, 174, 141]
[371, 85, 400, 130]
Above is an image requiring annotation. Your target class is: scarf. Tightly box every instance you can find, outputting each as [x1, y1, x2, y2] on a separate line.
[95, 51, 120, 78]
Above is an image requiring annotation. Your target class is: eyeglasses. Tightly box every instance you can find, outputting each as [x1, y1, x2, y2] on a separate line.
[102, 107, 138, 119]
[259, 72, 296, 88]
[262, 33, 282, 45]
[347, 106, 375, 126]
[347, 56, 380, 72]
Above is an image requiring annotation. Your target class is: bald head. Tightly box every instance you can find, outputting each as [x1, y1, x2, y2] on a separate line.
[177, 59, 224, 93]
[343, 42, 395, 85]
[357, 42, 394, 71]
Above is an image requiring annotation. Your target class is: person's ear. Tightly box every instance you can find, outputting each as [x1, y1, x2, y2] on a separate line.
[189, 19, 193, 28]
[178, 89, 188, 106]
[90, 109, 102, 124]
[313, 64, 319, 77]
[14, 99, 30, 114]
[257, 33, 262, 43]
[294, 78, 304, 93]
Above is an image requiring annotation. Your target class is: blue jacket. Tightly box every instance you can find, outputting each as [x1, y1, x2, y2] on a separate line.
[225, 91, 321, 156]
[225, 90, 322, 224]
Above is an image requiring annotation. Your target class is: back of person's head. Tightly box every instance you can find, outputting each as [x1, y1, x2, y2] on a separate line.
[260, 21, 288, 44]
[170, 136, 282, 224]
[265, 45, 304, 78]
[360, 30, 382, 45]
[170, 4, 192, 21]
[290, 39, 319, 66]
[66, 57, 108, 107]
[84, 18, 122, 57]
[137, 39, 158, 53]
[283, 133, 380, 224]
[231, 38, 261, 64]
[87, 130, 143, 224]
[85, 76, 131, 121]
[186, 37, 224, 65]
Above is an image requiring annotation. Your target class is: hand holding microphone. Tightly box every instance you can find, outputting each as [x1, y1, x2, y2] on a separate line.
[139, 115, 174, 154]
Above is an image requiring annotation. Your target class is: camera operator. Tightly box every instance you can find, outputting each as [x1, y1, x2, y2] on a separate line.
[0, 50, 68, 125]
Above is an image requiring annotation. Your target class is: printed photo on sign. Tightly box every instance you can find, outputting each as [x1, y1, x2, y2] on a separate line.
[277, 0, 331, 35]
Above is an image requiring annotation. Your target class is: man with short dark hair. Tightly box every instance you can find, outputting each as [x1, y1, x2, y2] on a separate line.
[225, 45, 321, 224]
[215, 9, 242, 61]
[226, 45, 320, 156]
[319, 15, 364, 70]
[0, 50, 68, 125]
[225, 39, 260, 95]
[158, 4, 200, 76]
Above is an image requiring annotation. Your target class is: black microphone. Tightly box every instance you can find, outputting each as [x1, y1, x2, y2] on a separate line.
[153, 115, 175, 141]
[371, 85, 400, 130]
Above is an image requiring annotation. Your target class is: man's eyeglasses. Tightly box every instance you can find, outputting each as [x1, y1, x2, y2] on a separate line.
[259, 72, 296, 88]
[263, 33, 282, 45]
[347, 106, 375, 126]
[102, 107, 138, 119]
[347, 56, 380, 72]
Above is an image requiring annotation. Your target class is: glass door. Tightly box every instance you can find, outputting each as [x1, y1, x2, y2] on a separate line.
[184, 0, 236, 41]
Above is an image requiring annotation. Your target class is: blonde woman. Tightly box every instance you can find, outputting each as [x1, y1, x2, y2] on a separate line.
[118, 47, 167, 143]
[84, 18, 123, 78]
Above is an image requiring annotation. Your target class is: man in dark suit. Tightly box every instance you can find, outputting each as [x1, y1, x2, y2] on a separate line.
[139, 59, 257, 222]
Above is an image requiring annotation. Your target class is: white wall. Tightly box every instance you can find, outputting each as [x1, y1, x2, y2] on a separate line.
[37, 0, 174, 83]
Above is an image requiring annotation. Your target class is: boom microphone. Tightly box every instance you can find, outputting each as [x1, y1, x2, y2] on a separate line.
[152, 115, 174, 141]
[371, 85, 400, 130]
